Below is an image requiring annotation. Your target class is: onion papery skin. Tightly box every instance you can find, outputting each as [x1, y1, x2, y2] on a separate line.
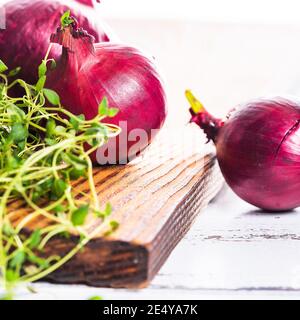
[189, 95, 300, 211]
[0, 0, 109, 85]
[47, 26, 167, 164]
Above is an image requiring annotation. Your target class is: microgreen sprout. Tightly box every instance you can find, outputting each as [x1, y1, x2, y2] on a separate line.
[60, 10, 74, 28]
[0, 46, 121, 298]
[89, 295, 103, 300]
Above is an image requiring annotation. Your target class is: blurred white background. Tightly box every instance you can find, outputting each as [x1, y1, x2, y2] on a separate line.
[97, 0, 300, 126]
[99, 0, 300, 24]
[2, 0, 300, 125]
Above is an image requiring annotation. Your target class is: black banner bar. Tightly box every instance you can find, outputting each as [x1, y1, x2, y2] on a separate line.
[0, 300, 297, 319]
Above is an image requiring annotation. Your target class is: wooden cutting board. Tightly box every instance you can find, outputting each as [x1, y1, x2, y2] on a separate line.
[10, 126, 223, 288]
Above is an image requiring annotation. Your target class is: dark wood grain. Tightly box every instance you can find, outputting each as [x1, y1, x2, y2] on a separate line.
[10, 127, 223, 288]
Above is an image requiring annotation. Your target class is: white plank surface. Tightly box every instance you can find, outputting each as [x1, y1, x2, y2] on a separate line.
[6, 184, 300, 300]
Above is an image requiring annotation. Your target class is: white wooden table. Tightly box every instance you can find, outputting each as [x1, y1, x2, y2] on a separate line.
[11, 184, 300, 300]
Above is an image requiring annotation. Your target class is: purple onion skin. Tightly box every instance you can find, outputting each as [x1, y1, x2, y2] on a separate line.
[189, 95, 300, 211]
[0, 0, 108, 85]
[47, 26, 167, 164]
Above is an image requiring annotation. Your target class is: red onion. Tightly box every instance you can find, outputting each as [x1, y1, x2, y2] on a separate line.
[46, 21, 167, 164]
[186, 90, 300, 211]
[0, 0, 109, 84]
